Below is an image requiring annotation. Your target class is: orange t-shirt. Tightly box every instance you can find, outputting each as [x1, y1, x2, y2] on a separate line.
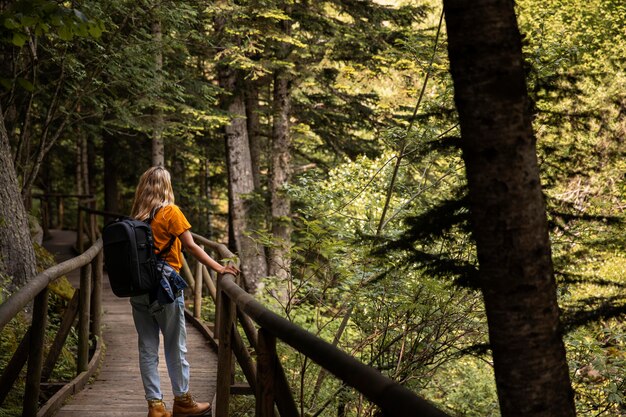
[150, 205, 191, 272]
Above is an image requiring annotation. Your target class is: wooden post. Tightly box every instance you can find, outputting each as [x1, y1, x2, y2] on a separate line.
[215, 277, 235, 417]
[214, 270, 222, 340]
[89, 202, 97, 243]
[90, 250, 103, 340]
[23, 287, 49, 417]
[194, 247, 203, 319]
[201, 265, 217, 301]
[77, 206, 84, 253]
[77, 263, 92, 373]
[181, 256, 195, 297]
[256, 328, 277, 417]
[58, 196, 64, 229]
[41, 197, 50, 240]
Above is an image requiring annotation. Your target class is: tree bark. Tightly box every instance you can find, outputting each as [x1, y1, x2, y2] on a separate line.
[76, 124, 89, 197]
[0, 102, 36, 289]
[245, 79, 263, 190]
[103, 130, 120, 222]
[202, 148, 214, 238]
[151, 14, 165, 167]
[220, 70, 268, 292]
[269, 71, 292, 291]
[442, 1, 576, 416]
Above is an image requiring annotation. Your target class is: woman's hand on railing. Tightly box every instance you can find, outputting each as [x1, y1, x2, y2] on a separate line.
[180, 231, 240, 276]
[220, 264, 240, 276]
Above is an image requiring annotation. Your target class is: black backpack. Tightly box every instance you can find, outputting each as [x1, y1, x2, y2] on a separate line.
[102, 217, 174, 297]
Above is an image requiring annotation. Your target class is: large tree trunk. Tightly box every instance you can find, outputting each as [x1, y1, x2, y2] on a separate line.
[220, 70, 268, 292]
[0, 103, 36, 290]
[442, 2, 576, 417]
[268, 72, 292, 293]
[151, 14, 165, 167]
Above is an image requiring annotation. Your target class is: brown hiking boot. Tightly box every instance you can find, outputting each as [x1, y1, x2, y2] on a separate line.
[148, 399, 172, 417]
[173, 392, 211, 417]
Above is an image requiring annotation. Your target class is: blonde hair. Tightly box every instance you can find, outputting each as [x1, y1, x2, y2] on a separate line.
[131, 166, 176, 221]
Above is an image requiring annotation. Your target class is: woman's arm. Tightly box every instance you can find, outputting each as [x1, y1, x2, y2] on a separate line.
[178, 230, 240, 275]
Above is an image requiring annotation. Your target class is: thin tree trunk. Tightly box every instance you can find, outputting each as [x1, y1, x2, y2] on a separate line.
[220, 70, 268, 292]
[20, 60, 69, 200]
[442, 1, 576, 416]
[245, 79, 263, 190]
[0, 102, 36, 290]
[103, 131, 119, 222]
[152, 14, 165, 167]
[203, 148, 214, 238]
[269, 71, 292, 293]
[75, 128, 89, 197]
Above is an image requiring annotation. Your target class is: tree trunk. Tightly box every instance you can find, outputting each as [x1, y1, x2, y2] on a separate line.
[269, 72, 292, 292]
[0, 103, 36, 290]
[103, 130, 120, 222]
[245, 79, 263, 190]
[442, 1, 576, 417]
[152, 14, 165, 167]
[75, 128, 89, 197]
[202, 148, 214, 238]
[220, 70, 268, 292]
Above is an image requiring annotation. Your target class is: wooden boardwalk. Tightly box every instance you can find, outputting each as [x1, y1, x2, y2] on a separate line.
[43, 230, 218, 417]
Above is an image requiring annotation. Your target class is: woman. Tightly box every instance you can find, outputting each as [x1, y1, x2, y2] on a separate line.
[130, 166, 239, 417]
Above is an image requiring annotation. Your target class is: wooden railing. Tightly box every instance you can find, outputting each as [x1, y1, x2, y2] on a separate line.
[188, 233, 452, 417]
[0, 203, 451, 417]
[0, 238, 103, 417]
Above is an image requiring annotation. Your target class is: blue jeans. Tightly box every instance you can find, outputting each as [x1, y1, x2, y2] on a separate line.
[130, 292, 190, 400]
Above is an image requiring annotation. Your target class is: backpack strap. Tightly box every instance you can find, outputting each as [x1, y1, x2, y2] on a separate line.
[155, 236, 176, 259]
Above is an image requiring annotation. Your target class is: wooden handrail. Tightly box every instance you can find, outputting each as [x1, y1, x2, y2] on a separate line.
[220, 276, 449, 417]
[190, 233, 450, 417]
[0, 235, 103, 417]
[0, 239, 103, 332]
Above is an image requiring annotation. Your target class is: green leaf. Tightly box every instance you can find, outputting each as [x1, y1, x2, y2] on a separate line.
[88, 23, 102, 38]
[20, 16, 37, 27]
[12, 32, 28, 47]
[50, 15, 63, 27]
[76, 23, 89, 37]
[36, 22, 50, 35]
[58, 25, 73, 41]
[4, 18, 20, 30]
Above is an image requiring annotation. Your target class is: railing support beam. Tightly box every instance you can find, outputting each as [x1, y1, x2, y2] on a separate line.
[77, 263, 92, 373]
[256, 328, 277, 417]
[90, 251, 103, 340]
[23, 287, 49, 417]
[215, 277, 235, 417]
[0, 328, 31, 405]
[194, 248, 203, 319]
[42, 291, 80, 382]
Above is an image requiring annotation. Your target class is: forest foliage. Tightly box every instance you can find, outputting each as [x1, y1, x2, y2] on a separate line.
[0, 0, 624, 416]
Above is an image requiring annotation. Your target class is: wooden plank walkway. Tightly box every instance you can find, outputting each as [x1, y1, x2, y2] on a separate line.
[44, 230, 218, 417]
